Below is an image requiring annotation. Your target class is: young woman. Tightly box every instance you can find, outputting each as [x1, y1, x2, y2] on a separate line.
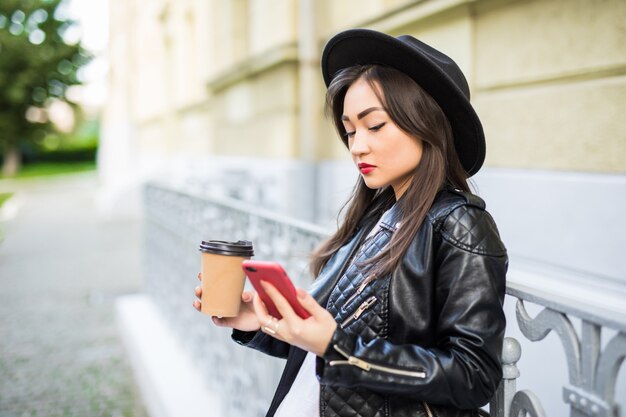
[194, 29, 507, 417]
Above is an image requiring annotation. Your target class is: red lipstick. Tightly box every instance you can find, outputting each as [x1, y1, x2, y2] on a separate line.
[358, 162, 376, 174]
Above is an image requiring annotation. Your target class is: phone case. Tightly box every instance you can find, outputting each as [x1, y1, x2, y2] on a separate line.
[242, 260, 311, 319]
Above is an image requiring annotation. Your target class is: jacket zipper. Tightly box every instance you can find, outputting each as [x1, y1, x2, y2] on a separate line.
[422, 401, 435, 417]
[379, 222, 396, 232]
[339, 218, 394, 309]
[341, 274, 377, 308]
[340, 296, 377, 328]
[329, 345, 427, 379]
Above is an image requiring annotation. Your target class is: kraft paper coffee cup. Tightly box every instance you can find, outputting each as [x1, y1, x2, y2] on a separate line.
[199, 240, 254, 317]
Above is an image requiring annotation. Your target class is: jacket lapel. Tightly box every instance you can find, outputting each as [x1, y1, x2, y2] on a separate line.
[309, 226, 369, 307]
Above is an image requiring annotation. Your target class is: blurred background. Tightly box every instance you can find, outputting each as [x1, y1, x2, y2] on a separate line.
[1, 0, 624, 417]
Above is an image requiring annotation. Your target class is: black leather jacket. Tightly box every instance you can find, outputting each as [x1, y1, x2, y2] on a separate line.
[233, 189, 508, 417]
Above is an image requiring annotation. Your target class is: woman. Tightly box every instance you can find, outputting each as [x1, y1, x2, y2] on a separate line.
[194, 29, 507, 417]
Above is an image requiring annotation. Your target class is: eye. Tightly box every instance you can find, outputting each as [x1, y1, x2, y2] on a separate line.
[368, 122, 385, 132]
[343, 130, 356, 139]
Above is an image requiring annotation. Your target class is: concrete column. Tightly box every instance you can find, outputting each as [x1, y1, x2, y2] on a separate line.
[297, 0, 320, 161]
[297, 0, 321, 222]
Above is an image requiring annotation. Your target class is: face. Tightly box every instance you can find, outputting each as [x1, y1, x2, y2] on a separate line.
[342, 77, 423, 200]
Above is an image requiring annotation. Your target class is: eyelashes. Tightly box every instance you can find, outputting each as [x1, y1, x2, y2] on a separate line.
[342, 122, 386, 139]
[369, 122, 385, 132]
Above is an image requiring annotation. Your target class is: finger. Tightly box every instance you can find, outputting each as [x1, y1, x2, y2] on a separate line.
[261, 281, 298, 323]
[195, 286, 202, 299]
[242, 291, 254, 303]
[296, 288, 325, 316]
[192, 300, 201, 312]
[212, 316, 232, 327]
[252, 291, 270, 319]
[197, 272, 202, 281]
[252, 292, 278, 332]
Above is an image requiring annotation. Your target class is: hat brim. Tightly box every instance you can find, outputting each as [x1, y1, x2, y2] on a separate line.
[321, 29, 485, 177]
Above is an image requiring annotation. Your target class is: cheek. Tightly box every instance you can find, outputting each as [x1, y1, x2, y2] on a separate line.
[389, 138, 423, 170]
[411, 142, 424, 167]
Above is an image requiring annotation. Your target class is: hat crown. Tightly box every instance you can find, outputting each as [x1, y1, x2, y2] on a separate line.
[396, 35, 470, 99]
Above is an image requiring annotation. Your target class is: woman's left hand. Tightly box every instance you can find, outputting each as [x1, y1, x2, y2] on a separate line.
[253, 281, 337, 357]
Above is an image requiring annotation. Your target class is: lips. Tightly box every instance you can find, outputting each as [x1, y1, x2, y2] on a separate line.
[358, 162, 376, 174]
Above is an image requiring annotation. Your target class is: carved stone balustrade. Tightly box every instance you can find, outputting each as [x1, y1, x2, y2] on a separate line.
[143, 182, 330, 417]
[497, 270, 626, 417]
[143, 182, 625, 417]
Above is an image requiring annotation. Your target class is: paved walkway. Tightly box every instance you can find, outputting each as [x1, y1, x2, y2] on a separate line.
[0, 174, 147, 417]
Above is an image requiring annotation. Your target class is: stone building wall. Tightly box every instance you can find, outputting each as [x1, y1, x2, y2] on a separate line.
[102, 0, 625, 194]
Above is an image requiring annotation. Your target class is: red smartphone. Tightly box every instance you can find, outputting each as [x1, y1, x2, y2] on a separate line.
[242, 260, 311, 319]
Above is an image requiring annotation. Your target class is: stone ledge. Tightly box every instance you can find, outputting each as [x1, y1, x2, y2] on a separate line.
[323, 0, 472, 39]
[116, 294, 223, 417]
[476, 64, 626, 93]
[207, 43, 299, 93]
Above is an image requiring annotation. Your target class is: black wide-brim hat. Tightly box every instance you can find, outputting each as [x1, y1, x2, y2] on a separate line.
[321, 29, 485, 176]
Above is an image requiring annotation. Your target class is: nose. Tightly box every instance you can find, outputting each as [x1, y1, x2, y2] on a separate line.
[349, 131, 370, 156]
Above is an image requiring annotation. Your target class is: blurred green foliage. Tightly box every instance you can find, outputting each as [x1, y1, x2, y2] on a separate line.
[21, 118, 99, 164]
[1, 161, 95, 178]
[0, 192, 12, 207]
[0, 192, 11, 242]
[0, 0, 91, 173]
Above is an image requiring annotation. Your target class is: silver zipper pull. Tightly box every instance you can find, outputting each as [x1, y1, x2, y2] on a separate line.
[348, 356, 372, 371]
[331, 344, 427, 379]
[353, 296, 377, 320]
[357, 275, 376, 295]
[341, 296, 377, 328]
[342, 275, 376, 308]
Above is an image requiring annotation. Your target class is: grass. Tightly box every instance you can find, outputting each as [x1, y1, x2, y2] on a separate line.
[0, 192, 12, 243]
[0, 192, 12, 207]
[1, 161, 96, 179]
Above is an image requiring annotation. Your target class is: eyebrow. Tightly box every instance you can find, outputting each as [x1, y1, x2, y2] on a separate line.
[341, 107, 385, 121]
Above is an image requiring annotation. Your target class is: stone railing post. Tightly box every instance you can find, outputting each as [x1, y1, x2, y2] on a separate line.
[490, 336, 548, 417]
[491, 337, 522, 417]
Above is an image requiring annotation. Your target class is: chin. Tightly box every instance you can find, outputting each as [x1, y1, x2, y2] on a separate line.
[362, 180, 385, 190]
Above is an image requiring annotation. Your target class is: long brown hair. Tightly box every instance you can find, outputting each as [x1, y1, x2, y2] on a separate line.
[310, 64, 469, 278]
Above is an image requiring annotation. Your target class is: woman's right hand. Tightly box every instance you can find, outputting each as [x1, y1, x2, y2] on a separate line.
[193, 273, 261, 332]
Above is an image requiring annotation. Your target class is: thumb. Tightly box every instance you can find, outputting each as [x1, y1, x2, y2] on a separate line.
[242, 291, 254, 302]
[296, 288, 324, 314]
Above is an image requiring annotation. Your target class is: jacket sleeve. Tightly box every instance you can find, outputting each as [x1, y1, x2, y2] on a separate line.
[316, 204, 508, 409]
[231, 329, 291, 359]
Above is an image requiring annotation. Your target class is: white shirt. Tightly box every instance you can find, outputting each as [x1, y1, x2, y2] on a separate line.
[274, 352, 320, 417]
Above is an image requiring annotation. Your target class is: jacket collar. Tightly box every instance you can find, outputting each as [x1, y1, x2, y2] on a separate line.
[379, 201, 401, 232]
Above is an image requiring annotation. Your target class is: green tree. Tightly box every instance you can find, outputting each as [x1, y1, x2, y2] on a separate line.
[0, 0, 90, 176]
